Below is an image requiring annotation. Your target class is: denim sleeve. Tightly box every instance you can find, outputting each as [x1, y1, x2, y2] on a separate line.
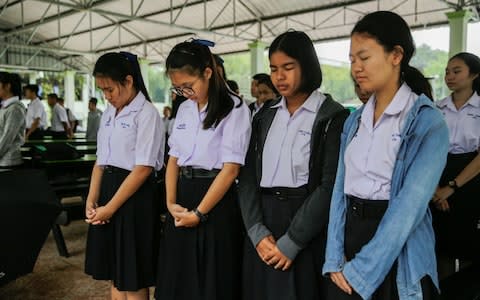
[341, 113, 449, 300]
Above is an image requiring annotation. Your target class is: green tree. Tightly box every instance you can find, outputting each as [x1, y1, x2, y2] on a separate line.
[411, 44, 449, 100]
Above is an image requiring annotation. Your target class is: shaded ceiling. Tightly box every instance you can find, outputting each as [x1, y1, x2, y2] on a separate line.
[0, 0, 479, 72]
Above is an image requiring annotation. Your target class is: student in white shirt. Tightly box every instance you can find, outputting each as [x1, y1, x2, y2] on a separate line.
[84, 51, 165, 300]
[0, 72, 25, 169]
[24, 84, 47, 140]
[47, 93, 72, 139]
[432, 52, 480, 277]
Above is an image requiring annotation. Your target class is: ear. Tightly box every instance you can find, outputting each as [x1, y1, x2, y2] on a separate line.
[391, 45, 404, 66]
[124, 75, 135, 88]
[203, 67, 213, 80]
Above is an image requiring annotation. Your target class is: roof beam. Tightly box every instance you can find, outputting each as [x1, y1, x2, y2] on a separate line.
[0, 40, 93, 55]
[35, 0, 212, 44]
[32, 0, 248, 41]
[0, 0, 115, 38]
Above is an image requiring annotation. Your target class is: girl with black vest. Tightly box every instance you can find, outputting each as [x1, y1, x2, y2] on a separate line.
[238, 30, 349, 300]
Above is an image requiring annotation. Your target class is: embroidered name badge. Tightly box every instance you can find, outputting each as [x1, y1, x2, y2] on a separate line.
[391, 133, 401, 141]
[298, 129, 311, 136]
[177, 123, 186, 130]
[121, 122, 130, 128]
[467, 113, 480, 119]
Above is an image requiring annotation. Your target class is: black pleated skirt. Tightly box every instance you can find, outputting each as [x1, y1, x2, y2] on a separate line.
[432, 151, 480, 260]
[242, 191, 327, 300]
[155, 177, 243, 300]
[84, 166, 160, 291]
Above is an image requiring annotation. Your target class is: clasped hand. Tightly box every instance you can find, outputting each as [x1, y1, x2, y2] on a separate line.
[255, 235, 292, 271]
[168, 203, 200, 227]
[85, 203, 112, 225]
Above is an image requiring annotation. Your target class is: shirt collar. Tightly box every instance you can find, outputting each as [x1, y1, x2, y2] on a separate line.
[271, 90, 324, 113]
[116, 92, 146, 117]
[1, 96, 20, 108]
[437, 92, 480, 110]
[467, 92, 480, 108]
[383, 83, 413, 116]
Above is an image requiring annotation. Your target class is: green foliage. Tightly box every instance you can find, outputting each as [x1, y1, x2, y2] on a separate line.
[321, 64, 355, 103]
[148, 65, 169, 103]
[411, 44, 449, 100]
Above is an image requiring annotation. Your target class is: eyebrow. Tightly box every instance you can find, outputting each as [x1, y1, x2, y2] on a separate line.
[350, 49, 368, 57]
[270, 62, 296, 68]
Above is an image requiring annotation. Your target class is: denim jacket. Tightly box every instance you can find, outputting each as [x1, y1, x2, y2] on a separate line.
[323, 94, 449, 300]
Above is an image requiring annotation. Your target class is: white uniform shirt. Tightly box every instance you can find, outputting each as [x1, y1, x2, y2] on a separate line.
[168, 96, 251, 170]
[344, 83, 417, 200]
[437, 92, 480, 153]
[25, 98, 47, 130]
[260, 90, 325, 188]
[96, 92, 165, 171]
[50, 103, 70, 132]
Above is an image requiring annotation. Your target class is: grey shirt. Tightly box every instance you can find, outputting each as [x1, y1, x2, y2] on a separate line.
[86, 109, 102, 141]
[0, 98, 26, 167]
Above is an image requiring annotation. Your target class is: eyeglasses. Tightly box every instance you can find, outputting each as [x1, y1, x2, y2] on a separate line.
[170, 78, 199, 98]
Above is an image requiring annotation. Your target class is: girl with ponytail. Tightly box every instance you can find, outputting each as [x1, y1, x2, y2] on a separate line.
[85, 52, 165, 300]
[155, 39, 251, 300]
[323, 11, 449, 300]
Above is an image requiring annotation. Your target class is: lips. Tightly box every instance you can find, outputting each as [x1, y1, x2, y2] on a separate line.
[276, 84, 289, 91]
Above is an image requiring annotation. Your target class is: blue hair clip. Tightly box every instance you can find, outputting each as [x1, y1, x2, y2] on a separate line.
[190, 38, 215, 47]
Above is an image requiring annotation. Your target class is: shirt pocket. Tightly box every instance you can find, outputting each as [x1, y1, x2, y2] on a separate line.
[292, 129, 312, 178]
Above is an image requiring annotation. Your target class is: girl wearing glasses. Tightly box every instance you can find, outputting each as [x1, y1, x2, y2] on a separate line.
[84, 52, 165, 300]
[155, 40, 251, 300]
[238, 30, 349, 300]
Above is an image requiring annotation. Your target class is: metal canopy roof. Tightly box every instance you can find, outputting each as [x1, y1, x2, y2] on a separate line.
[0, 0, 479, 72]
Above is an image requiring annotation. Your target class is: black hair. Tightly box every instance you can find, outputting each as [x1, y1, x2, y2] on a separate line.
[449, 52, 480, 95]
[0, 72, 22, 98]
[352, 11, 433, 99]
[58, 97, 64, 104]
[93, 52, 151, 102]
[268, 30, 323, 95]
[256, 76, 280, 98]
[226, 79, 239, 93]
[252, 73, 270, 81]
[24, 84, 39, 97]
[166, 41, 240, 129]
[170, 95, 187, 120]
[213, 54, 227, 80]
[89, 97, 98, 105]
[47, 93, 59, 100]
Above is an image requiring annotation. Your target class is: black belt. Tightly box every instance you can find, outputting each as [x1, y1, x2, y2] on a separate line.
[179, 166, 220, 179]
[104, 165, 129, 174]
[347, 195, 389, 219]
[261, 185, 309, 200]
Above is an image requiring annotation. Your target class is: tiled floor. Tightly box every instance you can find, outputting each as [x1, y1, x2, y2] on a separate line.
[0, 220, 154, 300]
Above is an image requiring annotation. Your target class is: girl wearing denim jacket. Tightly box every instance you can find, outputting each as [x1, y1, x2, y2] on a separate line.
[323, 11, 449, 300]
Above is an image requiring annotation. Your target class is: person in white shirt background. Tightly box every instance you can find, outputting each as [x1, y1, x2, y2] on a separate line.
[46, 93, 72, 139]
[24, 84, 47, 140]
[85, 97, 102, 141]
